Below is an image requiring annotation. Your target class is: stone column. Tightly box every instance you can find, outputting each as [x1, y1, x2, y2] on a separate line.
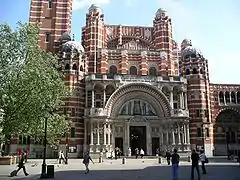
[172, 131, 175, 145]
[166, 132, 169, 146]
[147, 125, 152, 155]
[103, 89, 106, 106]
[90, 121, 93, 145]
[223, 92, 226, 105]
[84, 121, 87, 145]
[97, 122, 100, 145]
[103, 123, 106, 145]
[186, 124, 190, 144]
[170, 90, 174, 109]
[107, 124, 111, 145]
[178, 125, 181, 145]
[180, 92, 184, 109]
[92, 90, 95, 108]
[112, 123, 115, 149]
[184, 92, 188, 109]
[184, 124, 187, 144]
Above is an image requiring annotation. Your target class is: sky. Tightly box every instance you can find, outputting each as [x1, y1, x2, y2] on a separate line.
[1, 0, 240, 84]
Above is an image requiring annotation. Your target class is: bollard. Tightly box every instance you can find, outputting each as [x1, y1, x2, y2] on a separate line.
[122, 158, 126, 164]
[187, 156, 191, 162]
[158, 157, 162, 164]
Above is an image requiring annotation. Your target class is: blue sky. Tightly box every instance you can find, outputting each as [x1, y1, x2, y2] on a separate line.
[1, 0, 240, 84]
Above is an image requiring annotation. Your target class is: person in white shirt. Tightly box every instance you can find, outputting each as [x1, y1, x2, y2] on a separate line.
[199, 150, 207, 174]
[140, 149, 144, 158]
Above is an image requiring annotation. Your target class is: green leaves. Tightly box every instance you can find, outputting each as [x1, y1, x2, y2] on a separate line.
[0, 23, 69, 144]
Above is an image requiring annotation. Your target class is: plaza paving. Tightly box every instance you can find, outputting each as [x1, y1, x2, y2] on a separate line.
[0, 158, 239, 180]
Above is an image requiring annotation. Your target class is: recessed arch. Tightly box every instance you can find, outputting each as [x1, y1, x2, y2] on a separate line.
[72, 63, 77, 70]
[149, 67, 157, 76]
[109, 65, 118, 75]
[105, 83, 171, 118]
[129, 66, 138, 75]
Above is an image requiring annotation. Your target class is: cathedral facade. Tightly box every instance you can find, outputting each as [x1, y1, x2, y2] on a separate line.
[9, 1, 240, 158]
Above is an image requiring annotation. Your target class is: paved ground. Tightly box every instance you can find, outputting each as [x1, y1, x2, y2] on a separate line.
[0, 158, 239, 180]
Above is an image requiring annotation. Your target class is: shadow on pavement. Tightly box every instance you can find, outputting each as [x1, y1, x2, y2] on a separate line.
[8, 164, 240, 180]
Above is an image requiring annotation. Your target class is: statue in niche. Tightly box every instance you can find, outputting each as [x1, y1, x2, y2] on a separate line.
[142, 102, 146, 115]
[133, 100, 141, 115]
[120, 105, 127, 115]
[147, 105, 156, 116]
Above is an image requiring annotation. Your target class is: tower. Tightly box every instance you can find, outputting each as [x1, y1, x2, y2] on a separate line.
[180, 39, 213, 156]
[82, 4, 105, 74]
[153, 8, 175, 76]
[29, 0, 73, 52]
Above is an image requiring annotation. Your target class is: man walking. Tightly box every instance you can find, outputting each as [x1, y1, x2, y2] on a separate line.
[199, 150, 207, 174]
[16, 153, 29, 176]
[191, 149, 201, 180]
[83, 152, 94, 174]
[171, 149, 180, 180]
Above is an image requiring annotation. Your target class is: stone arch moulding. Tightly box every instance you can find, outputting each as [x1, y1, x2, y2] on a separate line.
[213, 107, 240, 122]
[105, 83, 171, 118]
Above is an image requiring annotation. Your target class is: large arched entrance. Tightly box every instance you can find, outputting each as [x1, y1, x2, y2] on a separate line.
[105, 83, 172, 155]
[214, 109, 240, 156]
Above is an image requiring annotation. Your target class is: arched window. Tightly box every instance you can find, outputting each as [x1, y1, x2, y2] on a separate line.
[80, 65, 83, 71]
[129, 66, 137, 75]
[225, 92, 230, 104]
[192, 68, 198, 74]
[237, 92, 240, 104]
[219, 91, 224, 104]
[65, 63, 70, 70]
[109, 65, 117, 75]
[149, 67, 157, 76]
[186, 69, 190, 75]
[72, 64, 77, 70]
[200, 68, 204, 74]
[231, 92, 236, 104]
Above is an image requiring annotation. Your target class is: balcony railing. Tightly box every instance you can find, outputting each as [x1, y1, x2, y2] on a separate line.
[84, 108, 106, 117]
[85, 74, 187, 83]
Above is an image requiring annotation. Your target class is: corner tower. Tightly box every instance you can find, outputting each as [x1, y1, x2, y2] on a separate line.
[180, 39, 213, 156]
[82, 4, 105, 74]
[29, 0, 73, 53]
[153, 8, 175, 76]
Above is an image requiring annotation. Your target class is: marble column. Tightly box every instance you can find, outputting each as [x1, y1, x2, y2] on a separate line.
[223, 92, 226, 105]
[184, 92, 188, 109]
[180, 92, 184, 109]
[103, 124, 106, 145]
[90, 122, 93, 145]
[178, 125, 181, 145]
[103, 89, 106, 106]
[186, 124, 190, 144]
[111, 123, 115, 149]
[166, 132, 169, 146]
[184, 124, 187, 144]
[97, 122, 100, 145]
[91, 90, 95, 108]
[146, 125, 152, 155]
[107, 124, 111, 145]
[172, 131, 175, 145]
[170, 90, 174, 108]
[84, 121, 87, 145]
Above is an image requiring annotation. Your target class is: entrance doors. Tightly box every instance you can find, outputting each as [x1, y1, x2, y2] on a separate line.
[152, 137, 159, 155]
[130, 126, 146, 155]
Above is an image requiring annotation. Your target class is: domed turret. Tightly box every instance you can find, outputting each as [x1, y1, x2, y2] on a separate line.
[181, 46, 203, 60]
[89, 4, 102, 14]
[181, 39, 192, 50]
[155, 8, 168, 18]
[60, 32, 71, 42]
[62, 41, 84, 54]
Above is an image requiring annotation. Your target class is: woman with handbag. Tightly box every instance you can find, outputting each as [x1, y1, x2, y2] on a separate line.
[199, 150, 207, 174]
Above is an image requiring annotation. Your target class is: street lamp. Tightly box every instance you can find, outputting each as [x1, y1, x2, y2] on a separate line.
[65, 111, 71, 164]
[40, 114, 49, 178]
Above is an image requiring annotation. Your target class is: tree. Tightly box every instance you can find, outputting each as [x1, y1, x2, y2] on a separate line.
[0, 23, 69, 145]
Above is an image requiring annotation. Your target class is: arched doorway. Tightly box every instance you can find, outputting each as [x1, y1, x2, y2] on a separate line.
[214, 109, 240, 156]
[105, 83, 171, 155]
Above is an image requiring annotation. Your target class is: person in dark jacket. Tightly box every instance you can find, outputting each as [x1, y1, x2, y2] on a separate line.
[16, 153, 29, 176]
[171, 149, 180, 180]
[166, 150, 171, 165]
[191, 149, 200, 180]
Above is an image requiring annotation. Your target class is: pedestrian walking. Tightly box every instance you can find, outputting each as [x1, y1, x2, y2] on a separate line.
[191, 149, 201, 180]
[199, 150, 207, 174]
[166, 150, 171, 165]
[135, 148, 139, 159]
[171, 149, 180, 180]
[11, 153, 29, 176]
[140, 148, 144, 158]
[58, 150, 66, 164]
[83, 152, 94, 174]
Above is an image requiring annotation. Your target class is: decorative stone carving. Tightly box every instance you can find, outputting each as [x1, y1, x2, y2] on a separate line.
[144, 28, 151, 39]
[173, 109, 189, 117]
